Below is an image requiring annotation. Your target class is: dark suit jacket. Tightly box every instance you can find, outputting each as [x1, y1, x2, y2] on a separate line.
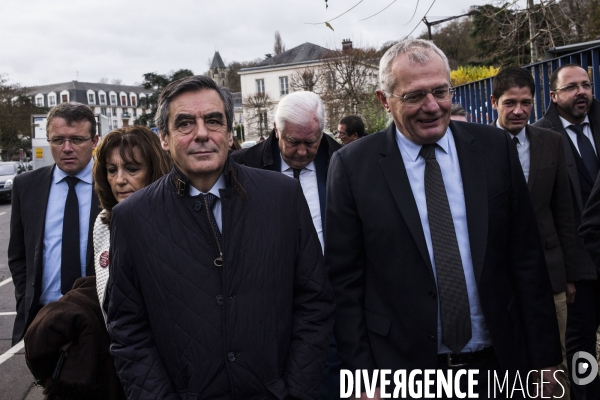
[580, 172, 600, 267]
[493, 122, 578, 292]
[231, 129, 341, 222]
[533, 100, 600, 279]
[325, 121, 561, 375]
[8, 165, 100, 345]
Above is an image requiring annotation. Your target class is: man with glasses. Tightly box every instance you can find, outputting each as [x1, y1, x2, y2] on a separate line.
[534, 64, 600, 399]
[326, 39, 561, 398]
[8, 102, 100, 346]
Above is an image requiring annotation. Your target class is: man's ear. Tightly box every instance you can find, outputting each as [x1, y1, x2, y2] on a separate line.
[160, 133, 169, 151]
[375, 90, 390, 112]
[273, 122, 279, 138]
[490, 94, 499, 110]
[228, 131, 233, 147]
[550, 91, 558, 103]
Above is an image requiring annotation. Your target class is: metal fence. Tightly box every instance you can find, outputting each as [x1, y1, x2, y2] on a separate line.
[453, 45, 600, 124]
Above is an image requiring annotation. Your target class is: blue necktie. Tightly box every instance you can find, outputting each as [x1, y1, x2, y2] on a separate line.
[570, 124, 599, 181]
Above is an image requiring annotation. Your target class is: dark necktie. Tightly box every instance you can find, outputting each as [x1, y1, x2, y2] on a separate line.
[292, 168, 301, 180]
[570, 124, 599, 180]
[202, 193, 222, 249]
[512, 136, 520, 147]
[420, 144, 472, 354]
[61, 176, 81, 294]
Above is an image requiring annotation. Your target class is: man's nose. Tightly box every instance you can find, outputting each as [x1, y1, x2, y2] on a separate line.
[194, 120, 209, 140]
[62, 140, 74, 152]
[421, 94, 441, 112]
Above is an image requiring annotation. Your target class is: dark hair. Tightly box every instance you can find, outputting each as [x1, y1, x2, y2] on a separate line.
[230, 136, 242, 150]
[93, 126, 172, 225]
[492, 67, 535, 99]
[155, 75, 234, 135]
[451, 103, 468, 117]
[339, 115, 366, 138]
[46, 102, 96, 137]
[550, 63, 586, 90]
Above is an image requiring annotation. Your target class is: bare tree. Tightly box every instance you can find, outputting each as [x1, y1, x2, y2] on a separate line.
[111, 78, 123, 85]
[98, 77, 109, 84]
[242, 92, 275, 138]
[289, 66, 325, 93]
[274, 31, 286, 55]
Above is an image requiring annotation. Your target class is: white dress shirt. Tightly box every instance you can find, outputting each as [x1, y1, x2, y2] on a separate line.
[560, 115, 597, 156]
[189, 174, 226, 232]
[497, 122, 530, 182]
[280, 156, 324, 252]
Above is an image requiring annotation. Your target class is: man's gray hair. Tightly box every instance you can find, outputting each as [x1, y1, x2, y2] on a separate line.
[275, 91, 325, 134]
[379, 39, 451, 93]
[155, 75, 234, 135]
[46, 102, 97, 137]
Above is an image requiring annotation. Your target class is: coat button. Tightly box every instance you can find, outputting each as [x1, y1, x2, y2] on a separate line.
[227, 352, 236, 362]
[216, 295, 223, 306]
[428, 335, 436, 342]
[428, 291, 437, 299]
[229, 294, 236, 300]
[194, 201, 202, 211]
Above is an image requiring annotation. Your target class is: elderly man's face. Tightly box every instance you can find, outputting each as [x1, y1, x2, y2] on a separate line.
[162, 89, 232, 190]
[276, 119, 322, 169]
[376, 52, 452, 145]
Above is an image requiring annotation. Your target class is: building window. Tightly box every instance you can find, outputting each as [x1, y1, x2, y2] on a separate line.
[48, 96, 56, 106]
[280, 77, 289, 96]
[101, 108, 107, 116]
[133, 108, 137, 117]
[99, 94, 106, 105]
[131, 96, 136, 106]
[121, 95, 127, 105]
[88, 93, 95, 104]
[110, 94, 117, 105]
[327, 72, 336, 90]
[256, 79, 265, 94]
[36, 97, 43, 107]
[61, 94, 68, 103]
[112, 108, 117, 117]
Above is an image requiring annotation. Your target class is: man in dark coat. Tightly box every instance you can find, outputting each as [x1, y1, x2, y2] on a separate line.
[490, 66, 578, 398]
[326, 39, 561, 399]
[533, 64, 600, 399]
[232, 91, 342, 399]
[9, 102, 100, 346]
[106, 75, 334, 400]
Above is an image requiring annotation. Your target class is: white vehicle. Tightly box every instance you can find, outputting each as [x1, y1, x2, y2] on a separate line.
[241, 140, 257, 149]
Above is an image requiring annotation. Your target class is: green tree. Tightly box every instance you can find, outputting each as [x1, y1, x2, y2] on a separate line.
[135, 69, 194, 128]
[0, 74, 46, 160]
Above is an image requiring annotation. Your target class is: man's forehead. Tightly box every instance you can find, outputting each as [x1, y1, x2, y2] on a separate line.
[169, 89, 225, 117]
[557, 67, 589, 84]
[281, 119, 321, 139]
[48, 118, 91, 135]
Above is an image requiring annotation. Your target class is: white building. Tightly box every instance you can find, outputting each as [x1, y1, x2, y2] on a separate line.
[27, 81, 153, 131]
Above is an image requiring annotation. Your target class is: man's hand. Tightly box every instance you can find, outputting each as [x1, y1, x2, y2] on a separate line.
[534, 366, 559, 398]
[566, 282, 576, 304]
[360, 389, 381, 399]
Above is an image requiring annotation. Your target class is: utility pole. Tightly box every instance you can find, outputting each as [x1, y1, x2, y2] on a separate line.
[527, 0, 539, 62]
[422, 7, 480, 41]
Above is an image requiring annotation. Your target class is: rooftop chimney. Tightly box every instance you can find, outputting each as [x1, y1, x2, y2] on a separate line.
[342, 39, 353, 51]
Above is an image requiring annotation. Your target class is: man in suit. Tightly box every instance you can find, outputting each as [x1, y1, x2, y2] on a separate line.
[491, 66, 578, 398]
[8, 102, 100, 346]
[232, 91, 341, 399]
[533, 64, 600, 399]
[337, 115, 366, 145]
[326, 38, 562, 399]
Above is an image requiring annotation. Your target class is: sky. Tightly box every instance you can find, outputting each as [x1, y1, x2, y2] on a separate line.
[1, 0, 479, 87]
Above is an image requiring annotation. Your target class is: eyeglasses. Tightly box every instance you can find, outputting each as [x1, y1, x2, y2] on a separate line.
[385, 87, 455, 106]
[47, 137, 93, 146]
[553, 82, 593, 93]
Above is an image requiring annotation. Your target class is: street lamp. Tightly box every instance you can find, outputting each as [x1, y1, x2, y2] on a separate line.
[422, 7, 480, 41]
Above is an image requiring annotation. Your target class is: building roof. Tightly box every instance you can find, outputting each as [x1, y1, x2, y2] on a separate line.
[27, 81, 152, 96]
[211, 51, 226, 69]
[239, 42, 331, 72]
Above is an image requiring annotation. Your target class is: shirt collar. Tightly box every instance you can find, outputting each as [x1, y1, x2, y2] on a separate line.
[280, 154, 315, 172]
[395, 126, 452, 162]
[496, 121, 528, 143]
[54, 158, 94, 185]
[189, 173, 226, 198]
[559, 114, 590, 129]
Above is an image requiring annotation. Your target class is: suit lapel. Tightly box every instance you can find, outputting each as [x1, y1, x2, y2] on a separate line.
[450, 121, 488, 284]
[378, 124, 433, 276]
[527, 126, 543, 192]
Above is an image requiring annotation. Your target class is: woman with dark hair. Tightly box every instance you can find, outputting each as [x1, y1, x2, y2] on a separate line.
[24, 126, 171, 400]
[93, 126, 171, 314]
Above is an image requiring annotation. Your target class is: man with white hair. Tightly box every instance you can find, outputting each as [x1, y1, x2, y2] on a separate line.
[326, 39, 561, 398]
[232, 91, 341, 251]
[232, 91, 341, 399]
